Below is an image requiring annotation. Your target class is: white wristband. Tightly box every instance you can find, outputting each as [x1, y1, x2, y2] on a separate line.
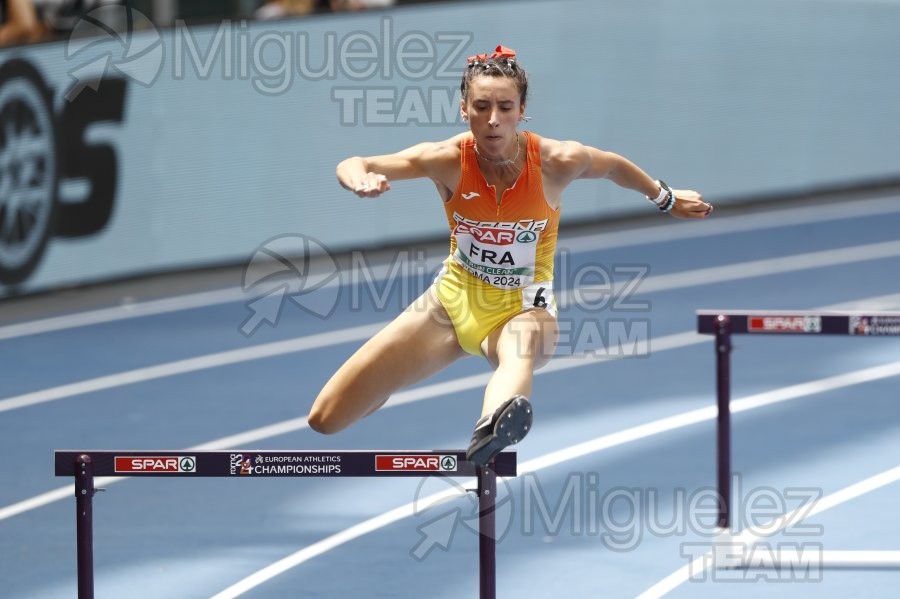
[648, 180, 668, 207]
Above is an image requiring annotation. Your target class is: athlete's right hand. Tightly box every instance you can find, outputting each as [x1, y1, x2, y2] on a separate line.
[352, 173, 391, 198]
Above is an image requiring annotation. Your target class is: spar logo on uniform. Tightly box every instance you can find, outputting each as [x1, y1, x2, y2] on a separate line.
[748, 315, 822, 333]
[454, 223, 517, 245]
[375, 454, 458, 472]
[114, 455, 197, 473]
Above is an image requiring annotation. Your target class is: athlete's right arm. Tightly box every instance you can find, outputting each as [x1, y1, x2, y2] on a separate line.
[336, 138, 460, 199]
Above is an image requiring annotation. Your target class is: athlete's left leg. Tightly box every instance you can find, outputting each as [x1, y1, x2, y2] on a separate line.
[480, 308, 559, 416]
[466, 308, 558, 465]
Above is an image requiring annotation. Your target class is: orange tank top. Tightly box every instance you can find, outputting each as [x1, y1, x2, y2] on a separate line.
[443, 131, 560, 289]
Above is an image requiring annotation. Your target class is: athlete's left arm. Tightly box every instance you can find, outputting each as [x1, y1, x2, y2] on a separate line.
[545, 140, 711, 219]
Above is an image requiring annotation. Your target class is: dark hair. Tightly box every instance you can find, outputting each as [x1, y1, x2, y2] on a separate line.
[460, 56, 529, 105]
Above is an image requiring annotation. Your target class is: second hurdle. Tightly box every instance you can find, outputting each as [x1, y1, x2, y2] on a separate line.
[697, 309, 900, 570]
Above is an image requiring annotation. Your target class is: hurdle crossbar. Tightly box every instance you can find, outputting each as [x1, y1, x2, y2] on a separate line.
[55, 449, 516, 599]
[697, 310, 900, 569]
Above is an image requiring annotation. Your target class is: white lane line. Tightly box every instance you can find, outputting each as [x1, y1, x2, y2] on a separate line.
[6, 239, 900, 416]
[636, 465, 900, 599]
[0, 323, 384, 415]
[208, 497, 459, 599]
[2, 195, 898, 341]
[0, 265, 402, 343]
[520, 360, 900, 475]
[0, 329, 703, 522]
[825, 292, 900, 311]
[559, 239, 900, 305]
[559, 194, 900, 254]
[209, 359, 900, 599]
[1, 292, 896, 523]
[0, 288, 243, 342]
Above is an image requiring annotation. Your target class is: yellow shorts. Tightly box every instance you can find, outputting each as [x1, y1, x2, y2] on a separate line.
[432, 259, 558, 356]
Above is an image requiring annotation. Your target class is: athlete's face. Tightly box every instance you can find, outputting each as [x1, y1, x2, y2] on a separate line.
[461, 76, 525, 158]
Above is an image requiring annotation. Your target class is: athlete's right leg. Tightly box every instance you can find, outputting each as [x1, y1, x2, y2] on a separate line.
[308, 288, 466, 434]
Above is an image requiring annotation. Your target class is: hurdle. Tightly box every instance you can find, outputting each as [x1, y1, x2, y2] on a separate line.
[55, 449, 516, 599]
[697, 309, 900, 569]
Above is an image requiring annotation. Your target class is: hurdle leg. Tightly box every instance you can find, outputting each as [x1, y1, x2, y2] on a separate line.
[715, 315, 732, 530]
[75, 454, 95, 599]
[477, 464, 497, 599]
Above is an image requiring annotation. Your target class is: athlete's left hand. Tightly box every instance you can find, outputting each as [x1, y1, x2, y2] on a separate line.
[669, 189, 712, 219]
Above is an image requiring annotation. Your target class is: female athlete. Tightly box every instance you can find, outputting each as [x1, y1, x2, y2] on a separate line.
[308, 46, 712, 465]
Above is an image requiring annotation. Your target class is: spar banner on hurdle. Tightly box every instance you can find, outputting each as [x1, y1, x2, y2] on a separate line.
[697, 310, 900, 336]
[54, 449, 516, 478]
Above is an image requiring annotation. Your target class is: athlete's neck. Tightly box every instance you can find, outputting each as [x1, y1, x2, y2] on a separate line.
[474, 131, 521, 168]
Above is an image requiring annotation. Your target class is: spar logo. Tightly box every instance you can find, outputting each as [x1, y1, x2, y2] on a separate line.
[375, 454, 458, 472]
[114, 455, 197, 473]
[748, 315, 822, 333]
[454, 223, 517, 245]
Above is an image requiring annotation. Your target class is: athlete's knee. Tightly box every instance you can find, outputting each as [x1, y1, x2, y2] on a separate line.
[505, 316, 558, 360]
[307, 396, 345, 435]
[307, 411, 336, 435]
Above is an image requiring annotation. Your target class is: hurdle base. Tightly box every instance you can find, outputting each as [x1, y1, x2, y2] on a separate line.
[713, 550, 900, 570]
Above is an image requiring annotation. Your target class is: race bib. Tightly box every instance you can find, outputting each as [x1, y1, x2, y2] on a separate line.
[451, 220, 541, 289]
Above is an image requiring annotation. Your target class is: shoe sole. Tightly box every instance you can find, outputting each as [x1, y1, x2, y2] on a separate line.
[467, 396, 533, 466]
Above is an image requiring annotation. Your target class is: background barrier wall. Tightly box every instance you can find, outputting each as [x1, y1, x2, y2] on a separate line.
[1, 0, 898, 297]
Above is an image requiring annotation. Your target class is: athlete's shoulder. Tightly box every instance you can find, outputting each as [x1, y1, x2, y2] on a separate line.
[535, 134, 591, 178]
[406, 134, 466, 192]
[415, 133, 466, 163]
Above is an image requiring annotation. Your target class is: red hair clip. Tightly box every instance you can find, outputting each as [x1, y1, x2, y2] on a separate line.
[466, 45, 517, 64]
[490, 45, 516, 59]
